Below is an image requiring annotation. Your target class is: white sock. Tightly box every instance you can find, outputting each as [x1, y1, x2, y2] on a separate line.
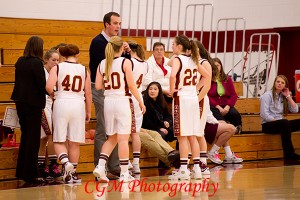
[224, 146, 233, 157]
[209, 144, 220, 154]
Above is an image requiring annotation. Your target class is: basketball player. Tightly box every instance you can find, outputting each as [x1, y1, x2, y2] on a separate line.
[38, 49, 61, 179]
[93, 36, 146, 182]
[46, 44, 92, 183]
[127, 40, 148, 175]
[168, 35, 210, 180]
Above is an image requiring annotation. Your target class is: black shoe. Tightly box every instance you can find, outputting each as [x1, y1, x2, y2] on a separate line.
[167, 150, 180, 168]
[235, 125, 242, 134]
[284, 153, 300, 160]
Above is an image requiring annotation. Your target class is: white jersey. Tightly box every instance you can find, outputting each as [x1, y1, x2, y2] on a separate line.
[175, 55, 199, 97]
[54, 61, 86, 100]
[131, 57, 148, 132]
[132, 58, 148, 93]
[100, 57, 131, 97]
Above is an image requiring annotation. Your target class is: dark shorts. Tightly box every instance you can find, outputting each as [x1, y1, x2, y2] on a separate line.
[204, 122, 218, 144]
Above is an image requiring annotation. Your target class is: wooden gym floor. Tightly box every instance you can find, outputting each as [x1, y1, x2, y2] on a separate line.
[0, 159, 299, 200]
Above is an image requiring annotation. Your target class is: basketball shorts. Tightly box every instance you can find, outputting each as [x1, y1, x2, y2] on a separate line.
[173, 95, 202, 137]
[52, 99, 85, 143]
[104, 96, 135, 135]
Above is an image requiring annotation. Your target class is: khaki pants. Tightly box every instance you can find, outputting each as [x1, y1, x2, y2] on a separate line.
[139, 128, 174, 166]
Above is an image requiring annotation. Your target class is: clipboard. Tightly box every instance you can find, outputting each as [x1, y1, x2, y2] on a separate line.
[3, 107, 20, 129]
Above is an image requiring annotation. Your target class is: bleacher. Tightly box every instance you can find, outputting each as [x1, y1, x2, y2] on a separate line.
[0, 17, 300, 181]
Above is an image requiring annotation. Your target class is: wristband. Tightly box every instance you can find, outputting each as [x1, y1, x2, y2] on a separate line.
[286, 94, 291, 99]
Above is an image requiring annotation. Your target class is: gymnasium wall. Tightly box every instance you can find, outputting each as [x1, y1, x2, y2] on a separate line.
[0, 0, 299, 30]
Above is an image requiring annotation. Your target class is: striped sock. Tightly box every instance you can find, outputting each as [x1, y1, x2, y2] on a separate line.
[200, 152, 208, 165]
[193, 157, 201, 170]
[120, 159, 129, 173]
[180, 159, 188, 170]
[98, 153, 109, 167]
[38, 156, 46, 165]
[48, 155, 58, 164]
[133, 152, 140, 165]
[58, 153, 69, 164]
[72, 163, 78, 170]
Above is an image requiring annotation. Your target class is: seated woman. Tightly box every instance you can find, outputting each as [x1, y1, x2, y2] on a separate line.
[142, 82, 174, 142]
[208, 57, 242, 132]
[260, 75, 300, 160]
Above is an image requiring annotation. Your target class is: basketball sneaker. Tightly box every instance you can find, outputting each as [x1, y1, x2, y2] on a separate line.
[62, 162, 74, 183]
[71, 171, 82, 183]
[208, 151, 223, 164]
[223, 152, 243, 164]
[190, 167, 202, 179]
[93, 165, 109, 182]
[132, 163, 141, 175]
[200, 161, 210, 176]
[119, 170, 135, 183]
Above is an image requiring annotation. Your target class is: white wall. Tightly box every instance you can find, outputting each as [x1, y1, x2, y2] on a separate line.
[0, 0, 300, 30]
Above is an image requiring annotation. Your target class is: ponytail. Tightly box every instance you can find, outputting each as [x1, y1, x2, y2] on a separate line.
[105, 36, 123, 81]
[189, 40, 199, 65]
[105, 42, 114, 81]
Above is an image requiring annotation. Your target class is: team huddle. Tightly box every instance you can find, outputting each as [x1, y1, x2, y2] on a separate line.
[12, 11, 245, 185]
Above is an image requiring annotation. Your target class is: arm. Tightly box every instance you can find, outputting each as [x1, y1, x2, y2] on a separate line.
[46, 66, 58, 97]
[169, 57, 180, 96]
[85, 71, 92, 122]
[281, 88, 299, 112]
[196, 62, 211, 102]
[197, 61, 212, 102]
[225, 77, 238, 107]
[95, 64, 104, 90]
[260, 93, 276, 122]
[123, 59, 146, 114]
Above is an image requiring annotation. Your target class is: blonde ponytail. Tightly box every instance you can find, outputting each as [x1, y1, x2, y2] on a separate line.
[105, 42, 114, 81]
[105, 36, 123, 81]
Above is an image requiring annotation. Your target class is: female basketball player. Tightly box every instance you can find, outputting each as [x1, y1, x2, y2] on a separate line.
[127, 40, 148, 175]
[93, 36, 146, 182]
[46, 44, 92, 183]
[168, 35, 210, 180]
[38, 49, 61, 179]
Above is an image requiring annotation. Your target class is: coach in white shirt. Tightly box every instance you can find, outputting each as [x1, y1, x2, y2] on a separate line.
[143, 42, 172, 102]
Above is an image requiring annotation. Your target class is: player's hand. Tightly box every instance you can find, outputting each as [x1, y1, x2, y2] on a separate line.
[139, 103, 146, 114]
[86, 113, 91, 123]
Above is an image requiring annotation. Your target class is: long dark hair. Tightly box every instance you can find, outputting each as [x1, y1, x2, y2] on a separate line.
[175, 35, 199, 65]
[212, 57, 227, 82]
[23, 36, 44, 60]
[195, 40, 218, 79]
[143, 82, 168, 111]
[128, 40, 145, 61]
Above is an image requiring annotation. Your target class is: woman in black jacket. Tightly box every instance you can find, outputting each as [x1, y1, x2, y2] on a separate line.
[142, 82, 174, 142]
[11, 36, 46, 184]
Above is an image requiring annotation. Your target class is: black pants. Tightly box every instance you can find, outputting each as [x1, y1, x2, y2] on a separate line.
[262, 119, 300, 156]
[16, 101, 42, 182]
[210, 106, 242, 127]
